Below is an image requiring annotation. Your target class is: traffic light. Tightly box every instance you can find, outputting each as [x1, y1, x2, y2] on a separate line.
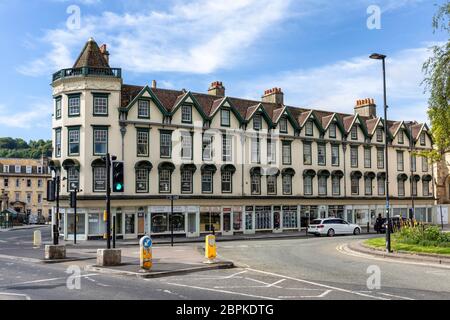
[112, 161, 124, 192]
[69, 191, 77, 208]
[47, 180, 56, 202]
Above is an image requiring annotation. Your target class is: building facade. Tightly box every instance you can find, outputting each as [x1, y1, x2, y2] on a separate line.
[0, 157, 52, 222]
[51, 38, 436, 240]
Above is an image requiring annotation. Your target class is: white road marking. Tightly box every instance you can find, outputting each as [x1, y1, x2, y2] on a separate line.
[0, 292, 31, 300]
[378, 292, 415, 300]
[245, 268, 389, 300]
[168, 269, 248, 281]
[166, 282, 280, 300]
[337, 244, 450, 270]
[0, 273, 99, 288]
[279, 289, 332, 299]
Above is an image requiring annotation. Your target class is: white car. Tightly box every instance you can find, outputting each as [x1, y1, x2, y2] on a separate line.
[307, 218, 361, 237]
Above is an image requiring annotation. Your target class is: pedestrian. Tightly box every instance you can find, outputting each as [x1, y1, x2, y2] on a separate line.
[375, 214, 383, 234]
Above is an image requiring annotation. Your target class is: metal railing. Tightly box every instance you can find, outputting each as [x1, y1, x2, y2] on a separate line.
[52, 67, 122, 82]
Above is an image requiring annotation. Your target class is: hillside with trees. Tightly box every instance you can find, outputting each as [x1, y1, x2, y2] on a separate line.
[0, 137, 52, 159]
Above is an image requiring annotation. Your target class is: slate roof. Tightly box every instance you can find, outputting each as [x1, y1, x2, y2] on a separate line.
[73, 38, 110, 69]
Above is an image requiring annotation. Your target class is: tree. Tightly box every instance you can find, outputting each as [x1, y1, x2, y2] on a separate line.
[422, 2, 450, 162]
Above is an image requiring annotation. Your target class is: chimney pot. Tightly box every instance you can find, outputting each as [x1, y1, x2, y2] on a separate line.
[152, 80, 157, 89]
[208, 81, 225, 97]
[354, 98, 377, 118]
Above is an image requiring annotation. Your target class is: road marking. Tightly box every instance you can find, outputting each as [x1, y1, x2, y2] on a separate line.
[0, 254, 41, 264]
[278, 290, 332, 299]
[245, 268, 389, 300]
[337, 244, 450, 270]
[166, 282, 280, 300]
[0, 292, 31, 300]
[168, 269, 247, 281]
[378, 292, 415, 300]
[0, 273, 99, 288]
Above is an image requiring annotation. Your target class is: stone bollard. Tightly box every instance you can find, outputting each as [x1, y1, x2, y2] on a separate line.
[33, 230, 42, 247]
[97, 249, 121, 267]
[45, 245, 66, 260]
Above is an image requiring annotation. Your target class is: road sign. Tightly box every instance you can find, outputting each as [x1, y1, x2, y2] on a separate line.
[139, 236, 153, 270]
[143, 237, 152, 249]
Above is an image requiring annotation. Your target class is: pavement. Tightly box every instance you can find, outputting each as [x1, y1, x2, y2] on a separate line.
[2, 226, 450, 300]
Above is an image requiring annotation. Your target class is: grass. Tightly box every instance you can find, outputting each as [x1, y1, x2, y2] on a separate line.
[365, 237, 450, 255]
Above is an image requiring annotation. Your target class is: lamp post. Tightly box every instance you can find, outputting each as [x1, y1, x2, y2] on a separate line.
[370, 53, 391, 253]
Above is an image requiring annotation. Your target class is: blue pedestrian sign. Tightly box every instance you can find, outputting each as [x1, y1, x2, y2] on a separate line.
[142, 237, 152, 249]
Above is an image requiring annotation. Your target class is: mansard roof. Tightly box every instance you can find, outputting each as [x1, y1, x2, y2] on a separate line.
[120, 83, 428, 140]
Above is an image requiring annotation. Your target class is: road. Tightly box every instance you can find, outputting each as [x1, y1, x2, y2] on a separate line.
[1, 226, 449, 300]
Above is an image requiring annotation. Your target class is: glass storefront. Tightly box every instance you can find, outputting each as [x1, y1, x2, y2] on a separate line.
[151, 213, 169, 233]
[245, 206, 253, 230]
[67, 213, 85, 235]
[354, 209, 369, 225]
[88, 213, 106, 236]
[273, 206, 281, 230]
[328, 205, 345, 219]
[255, 206, 272, 230]
[188, 212, 196, 233]
[300, 205, 318, 227]
[125, 213, 135, 234]
[233, 207, 243, 231]
[200, 208, 221, 233]
[223, 208, 232, 232]
[283, 206, 298, 229]
[172, 213, 185, 232]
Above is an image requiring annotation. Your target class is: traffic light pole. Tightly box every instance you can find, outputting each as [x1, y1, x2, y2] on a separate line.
[74, 189, 77, 245]
[106, 153, 111, 249]
[54, 175, 60, 245]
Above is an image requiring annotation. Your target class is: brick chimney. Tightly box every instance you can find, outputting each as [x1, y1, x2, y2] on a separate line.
[354, 98, 377, 118]
[208, 81, 225, 97]
[262, 87, 284, 105]
[152, 80, 157, 89]
[99, 44, 110, 64]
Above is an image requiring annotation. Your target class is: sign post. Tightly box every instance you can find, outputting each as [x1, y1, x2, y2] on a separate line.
[139, 236, 153, 270]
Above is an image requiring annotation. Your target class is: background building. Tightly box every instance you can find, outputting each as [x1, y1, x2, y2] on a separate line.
[50, 38, 436, 240]
[0, 156, 52, 223]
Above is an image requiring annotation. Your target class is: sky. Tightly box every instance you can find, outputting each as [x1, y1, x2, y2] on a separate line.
[0, 0, 447, 141]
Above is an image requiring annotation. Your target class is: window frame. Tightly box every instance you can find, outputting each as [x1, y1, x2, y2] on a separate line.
[159, 169, 172, 193]
[136, 168, 149, 193]
[267, 175, 277, 195]
[220, 109, 231, 127]
[364, 147, 372, 168]
[350, 146, 358, 168]
[136, 128, 150, 157]
[377, 148, 384, 169]
[93, 126, 109, 156]
[67, 93, 81, 117]
[282, 174, 292, 195]
[331, 144, 340, 166]
[397, 151, 404, 171]
[181, 170, 193, 194]
[279, 117, 288, 134]
[304, 176, 313, 195]
[201, 171, 214, 194]
[222, 134, 232, 162]
[160, 130, 173, 158]
[92, 93, 109, 116]
[282, 141, 292, 165]
[317, 143, 326, 166]
[67, 127, 80, 156]
[253, 114, 262, 131]
[305, 120, 313, 136]
[55, 96, 62, 119]
[303, 142, 312, 165]
[202, 134, 213, 161]
[351, 125, 358, 140]
[180, 131, 193, 160]
[221, 171, 233, 193]
[251, 174, 261, 195]
[181, 104, 193, 124]
[55, 128, 62, 158]
[92, 166, 107, 192]
[137, 99, 150, 119]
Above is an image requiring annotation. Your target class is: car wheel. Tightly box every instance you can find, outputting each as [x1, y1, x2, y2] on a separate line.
[353, 228, 360, 235]
[327, 229, 335, 237]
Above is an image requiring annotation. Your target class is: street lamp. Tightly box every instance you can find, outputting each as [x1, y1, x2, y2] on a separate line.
[370, 53, 391, 253]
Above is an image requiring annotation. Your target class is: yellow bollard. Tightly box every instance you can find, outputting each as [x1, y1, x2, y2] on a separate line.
[204, 235, 217, 263]
[139, 236, 153, 270]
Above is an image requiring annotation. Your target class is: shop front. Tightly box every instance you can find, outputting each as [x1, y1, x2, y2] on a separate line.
[150, 206, 199, 238]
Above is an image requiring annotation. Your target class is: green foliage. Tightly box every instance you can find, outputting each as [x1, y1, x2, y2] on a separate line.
[0, 137, 52, 159]
[422, 2, 450, 161]
[395, 225, 450, 247]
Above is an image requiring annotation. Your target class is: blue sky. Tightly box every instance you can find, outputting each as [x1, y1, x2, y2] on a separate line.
[0, 0, 447, 141]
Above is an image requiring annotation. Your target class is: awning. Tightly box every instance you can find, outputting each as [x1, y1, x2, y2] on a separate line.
[303, 169, 316, 177]
[158, 162, 175, 172]
[364, 172, 376, 179]
[264, 167, 280, 176]
[221, 164, 237, 174]
[397, 173, 408, 181]
[62, 159, 80, 170]
[410, 175, 420, 182]
[281, 168, 296, 176]
[377, 172, 386, 180]
[135, 160, 153, 171]
[180, 163, 197, 173]
[350, 171, 362, 179]
[91, 158, 106, 167]
[317, 170, 330, 178]
[331, 170, 344, 178]
[201, 164, 217, 174]
[48, 159, 61, 171]
[422, 174, 432, 182]
[250, 167, 262, 176]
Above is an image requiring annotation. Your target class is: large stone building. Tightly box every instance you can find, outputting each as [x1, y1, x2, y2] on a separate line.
[436, 153, 450, 204]
[50, 38, 436, 240]
[0, 156, 52, 222]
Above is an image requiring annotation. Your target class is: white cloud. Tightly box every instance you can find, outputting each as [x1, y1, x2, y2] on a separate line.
[235, 45, 434, 123]
[19, 0, 291, 76]
[0, 100, 52, 129]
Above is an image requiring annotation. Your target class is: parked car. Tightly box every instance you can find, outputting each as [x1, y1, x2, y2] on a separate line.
[308, 218, 361, 237]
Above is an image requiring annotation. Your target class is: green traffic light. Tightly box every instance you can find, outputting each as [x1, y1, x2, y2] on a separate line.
[115, 183, 123, 191]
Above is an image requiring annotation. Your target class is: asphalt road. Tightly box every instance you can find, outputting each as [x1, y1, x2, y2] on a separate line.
[1, 226, 449, 300]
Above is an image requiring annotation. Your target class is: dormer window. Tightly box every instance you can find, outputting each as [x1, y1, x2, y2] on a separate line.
[253, 114, 262, 130]
[26, 166, 32, 174]
[376, 128, 383, 142]
[351, 125, 358, 140]
[221, 109, 230, 127]
[420, 132, 426, 146]
[329, 123, 336, 138]
[279, 117, 288, 133]
[181, 105, 192, 123]
[138, 100, 150, 119]
[305, 120, 313, 136]
[398, 130, 404, 144]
